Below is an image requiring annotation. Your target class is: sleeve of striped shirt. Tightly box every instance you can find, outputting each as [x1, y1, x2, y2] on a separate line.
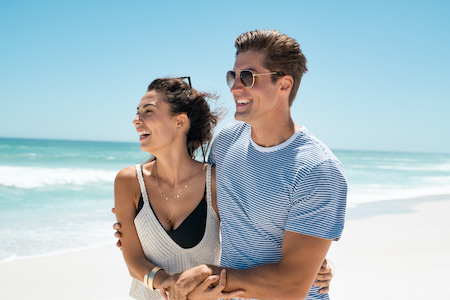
[286, 159, 347, 241]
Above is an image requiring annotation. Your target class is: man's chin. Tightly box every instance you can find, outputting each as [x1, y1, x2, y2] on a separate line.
[234, 111, 250, 123]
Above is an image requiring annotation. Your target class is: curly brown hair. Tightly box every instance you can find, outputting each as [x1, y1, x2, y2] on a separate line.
[234, 29, 308, 106]
[147, 78, 221, 161]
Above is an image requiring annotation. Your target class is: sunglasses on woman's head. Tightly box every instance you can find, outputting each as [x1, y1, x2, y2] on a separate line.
[226, 69, 285, 89]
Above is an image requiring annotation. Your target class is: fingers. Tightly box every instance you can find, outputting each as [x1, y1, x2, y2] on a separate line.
[315, 273, 332, 281]
[216, 269, 226, 290]
[116, 239, 122, 249]
[222, 290, 246, 299]
[114, 230, 122, 238]
[113, 222, 121, 230]
[314, 279, 331, 288]
[315, 260, 333, 295]
[111, 207, 116, 214]
[318, 286, 330, 294]
[328, 259, 335, 276]
[159, 287, 168, 300]
[213, 270, 245, 299]
[200, 274, 221, 291]
[321, 258, 328, 269]
[159, 280, 171, 299]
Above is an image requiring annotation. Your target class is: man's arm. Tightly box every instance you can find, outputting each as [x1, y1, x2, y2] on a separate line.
[209, 231, 332, 300]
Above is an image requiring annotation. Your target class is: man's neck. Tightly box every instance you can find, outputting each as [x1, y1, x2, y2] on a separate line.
[250, 117, 300, 148]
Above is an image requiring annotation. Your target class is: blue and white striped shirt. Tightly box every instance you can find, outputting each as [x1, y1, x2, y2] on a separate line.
[208, 122, 347, 300]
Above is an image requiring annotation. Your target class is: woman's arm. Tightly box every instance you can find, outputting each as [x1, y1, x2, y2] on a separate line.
[114, 166, 170, 289]
[210, 165, 219, 219]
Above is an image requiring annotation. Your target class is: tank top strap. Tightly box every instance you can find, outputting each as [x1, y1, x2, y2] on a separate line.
[135, 164, 149, 204]
[205, 164, 213, 208]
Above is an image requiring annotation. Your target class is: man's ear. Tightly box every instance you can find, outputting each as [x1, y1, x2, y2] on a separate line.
[280, 75, 294, 95]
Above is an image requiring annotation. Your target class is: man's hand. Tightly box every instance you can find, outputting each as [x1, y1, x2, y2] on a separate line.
[158, 265, 213, 300]
[314, 259, 334, 294]
[111, 208, 122, 249]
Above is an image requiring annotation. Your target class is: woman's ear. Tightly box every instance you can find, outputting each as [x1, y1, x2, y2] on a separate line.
[176, 113, 189, 131]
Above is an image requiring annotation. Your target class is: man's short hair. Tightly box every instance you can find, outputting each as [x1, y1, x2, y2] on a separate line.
[234, 29, 308, 106]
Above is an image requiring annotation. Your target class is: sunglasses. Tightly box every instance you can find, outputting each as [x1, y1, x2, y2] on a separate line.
[226, 69, 284, 89]
[177, 76, 192, 89]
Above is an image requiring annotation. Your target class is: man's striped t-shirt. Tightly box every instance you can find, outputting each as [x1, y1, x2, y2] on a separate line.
[208, 121, 347, 299]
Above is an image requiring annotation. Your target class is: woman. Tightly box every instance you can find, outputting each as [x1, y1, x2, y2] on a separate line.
[114, 77, 242, 300]
[114, 78, 333, 300]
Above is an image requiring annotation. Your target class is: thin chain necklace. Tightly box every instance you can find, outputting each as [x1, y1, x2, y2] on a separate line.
[154, 161, 193, 223]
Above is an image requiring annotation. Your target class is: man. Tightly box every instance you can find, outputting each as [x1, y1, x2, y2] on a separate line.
[116, 29, 346, 299]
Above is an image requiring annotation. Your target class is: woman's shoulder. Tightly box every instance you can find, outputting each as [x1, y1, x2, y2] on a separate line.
[115, 165, 139, 185]
[114, 165, 142, 201]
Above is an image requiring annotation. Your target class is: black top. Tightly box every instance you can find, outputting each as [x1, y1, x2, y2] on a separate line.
[136, 189, 207, 249]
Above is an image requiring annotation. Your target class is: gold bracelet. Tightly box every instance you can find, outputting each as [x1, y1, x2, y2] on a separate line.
[148, 267, 164, 291]
[143, 273, 149, 288]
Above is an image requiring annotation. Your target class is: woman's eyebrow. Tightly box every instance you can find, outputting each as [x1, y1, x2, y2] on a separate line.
[142, 103, 157, 109]
[137, 103, 157, 110]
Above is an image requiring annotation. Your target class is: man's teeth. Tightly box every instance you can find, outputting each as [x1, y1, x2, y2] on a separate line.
[237, 99, 251, 104]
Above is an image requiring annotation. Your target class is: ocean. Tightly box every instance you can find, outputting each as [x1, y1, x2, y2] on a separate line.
[1, 137, 450, 262]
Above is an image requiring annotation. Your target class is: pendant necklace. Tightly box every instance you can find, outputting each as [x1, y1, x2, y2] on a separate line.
[154, 161, 193, 223]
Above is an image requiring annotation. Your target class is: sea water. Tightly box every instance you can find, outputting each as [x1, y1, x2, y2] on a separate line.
[0, 138, 148, 262]
[1, 137, 450, 262]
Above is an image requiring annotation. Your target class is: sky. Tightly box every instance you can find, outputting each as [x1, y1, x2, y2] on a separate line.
[1, 0, 449, 154]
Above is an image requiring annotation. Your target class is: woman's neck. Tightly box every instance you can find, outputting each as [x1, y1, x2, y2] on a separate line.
[153, 152, 195, 187]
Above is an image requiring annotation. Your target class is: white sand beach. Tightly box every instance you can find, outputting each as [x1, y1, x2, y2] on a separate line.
[328, 195, 450, 299]
[1, 195, 449, 300]
[0, 244, 131, 300]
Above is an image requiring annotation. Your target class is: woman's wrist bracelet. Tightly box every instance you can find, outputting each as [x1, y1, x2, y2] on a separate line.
[143, 273, 149, 288]
[147, 266, 164, 291]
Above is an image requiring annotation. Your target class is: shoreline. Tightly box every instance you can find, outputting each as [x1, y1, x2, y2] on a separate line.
[0, 241, 117, 264]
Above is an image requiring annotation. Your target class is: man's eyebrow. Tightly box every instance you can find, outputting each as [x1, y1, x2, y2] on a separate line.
[234, 68, 257, 72]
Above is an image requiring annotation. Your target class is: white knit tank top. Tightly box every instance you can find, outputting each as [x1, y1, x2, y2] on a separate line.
[130, 164, 221, 300]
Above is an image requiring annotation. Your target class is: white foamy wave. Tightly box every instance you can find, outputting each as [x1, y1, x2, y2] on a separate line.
[0, 166, 116, 188]
[362, 157, 419, 162]
[348, 184, 450, 205]
[376, 164, 450, 172]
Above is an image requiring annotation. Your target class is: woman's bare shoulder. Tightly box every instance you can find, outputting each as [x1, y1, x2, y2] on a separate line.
[115, 165, 138, 185]
[114, 165, 140, 208]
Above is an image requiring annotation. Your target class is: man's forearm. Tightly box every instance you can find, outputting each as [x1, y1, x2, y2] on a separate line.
[208, 232, 332, 300]
[208, 262, 316, 300]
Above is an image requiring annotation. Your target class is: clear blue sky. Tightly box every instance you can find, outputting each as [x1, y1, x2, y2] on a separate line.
[1, 0, 449, 153]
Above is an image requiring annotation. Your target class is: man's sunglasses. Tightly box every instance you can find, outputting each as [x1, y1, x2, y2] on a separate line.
[226, 69, 284, 89]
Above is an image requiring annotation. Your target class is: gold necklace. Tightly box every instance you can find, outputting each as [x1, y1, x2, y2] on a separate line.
[154, 161, 193, 223]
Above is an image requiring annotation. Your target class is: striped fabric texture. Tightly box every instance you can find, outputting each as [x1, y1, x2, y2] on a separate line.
[209, 122, 347, 300]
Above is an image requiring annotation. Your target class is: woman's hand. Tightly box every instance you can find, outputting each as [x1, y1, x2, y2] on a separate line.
[112, 207, 123, 249]
[313, 259, 334, 294]
[158, 265, 213, 300]
[187, 269, 245, 300]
